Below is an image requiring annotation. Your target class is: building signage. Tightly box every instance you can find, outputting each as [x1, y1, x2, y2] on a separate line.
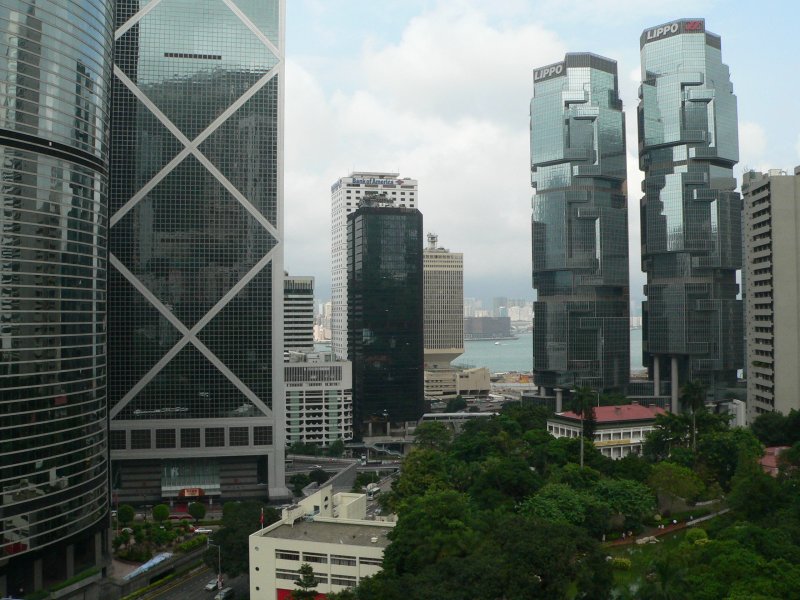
[533, 61, 565, 83]
[350, 177, 403, 185]
[641, 19, 704, 47]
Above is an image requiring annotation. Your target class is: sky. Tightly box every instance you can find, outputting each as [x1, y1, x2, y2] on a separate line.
[283, 0, 800, 311]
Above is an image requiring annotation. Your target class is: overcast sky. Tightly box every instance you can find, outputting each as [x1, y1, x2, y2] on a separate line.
[283, 0, 799, 310]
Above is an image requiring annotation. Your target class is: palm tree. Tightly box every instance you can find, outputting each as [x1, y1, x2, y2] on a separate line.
[679, 380, 706, 451]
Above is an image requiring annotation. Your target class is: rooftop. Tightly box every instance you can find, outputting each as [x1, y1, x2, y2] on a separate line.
[556, 404, 665, 424]
[260, 519, 393, 548]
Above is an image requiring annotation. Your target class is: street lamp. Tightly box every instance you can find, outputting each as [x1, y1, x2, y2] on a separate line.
[207, 539, 222, 590]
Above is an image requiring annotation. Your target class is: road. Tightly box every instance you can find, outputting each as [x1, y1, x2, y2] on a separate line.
[140, 566, 249, 600]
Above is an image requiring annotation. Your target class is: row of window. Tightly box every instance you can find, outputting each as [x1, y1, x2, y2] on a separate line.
[275, 550, 382, 567]
[109, 426, 273, 450]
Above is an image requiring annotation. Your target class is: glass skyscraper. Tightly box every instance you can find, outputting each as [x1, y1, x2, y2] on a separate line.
[108, 0, 287, 501]
[530, 53, 630, 395]
[347, 197, 424, 438]
[639, 19, 741, 407]
[0, 0, 114, 594]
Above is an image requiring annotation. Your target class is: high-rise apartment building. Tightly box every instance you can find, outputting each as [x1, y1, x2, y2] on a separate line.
[639, 19, 741, 409]
[284, 275, 314, 354]
[742, 168, 800, 419]
[423, 233, 464, 367]
[347, 195, 424, 437]
[108, 0, 287, 501]
[530, 53, 630, 396]
[0, 0, 114, 595]
[331, 172, 417, 359]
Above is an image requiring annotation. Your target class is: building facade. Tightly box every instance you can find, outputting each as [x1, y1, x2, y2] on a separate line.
[639, 19, 742, 409]
[347, 198, 424, 436]
[331, 172, 417, 359]
[250, 485, 394, 599]
[423, 233, 463, 367]
[742, 168, 800, 419]
[108, 0, 287, 501]
[285, 352, 353, 445]
[530, 53, 630, 396]
[0, 0, 114, 595]
[284, 275, 314, 354]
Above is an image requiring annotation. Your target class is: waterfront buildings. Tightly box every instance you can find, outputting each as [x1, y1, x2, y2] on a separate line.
[108, 0, 287, 501]
[285, 352, 353, 446]
[423, 233, 464, 367]
[547, 404, 665, 459]
[464, 317, 513, 341]
[0, 0, 114, 595]
[742, 168, 800, 418]
[284, 276, 315, 354]
[530, 53, 630, 397]
[347, 194, 424, 437]
[423, 367, 491, 402]
[250, 485, 394, 599]
[331, 172, 418, 359]
[639, 19, 742, 409]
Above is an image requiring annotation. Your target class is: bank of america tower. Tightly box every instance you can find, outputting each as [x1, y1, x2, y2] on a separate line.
[530, 53, 630, 395]
[108, 0, 287, 501]
[639, 19, 741, 407]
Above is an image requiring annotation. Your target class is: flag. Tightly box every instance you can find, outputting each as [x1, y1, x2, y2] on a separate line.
[260, 507, 264, 527]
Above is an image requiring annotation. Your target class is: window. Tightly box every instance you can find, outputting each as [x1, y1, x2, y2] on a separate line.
[131, 429, 151, 449]
[230, 427, 249, 446]
[276, 550, 300, 561]
[303, 552, 327, 564]
[359, 557, 382, 567]
[331, 555, 356, 566]
[331, 574, 357, 587]
[110, 430, 126, 450]
[205, 428, 224, 447]
[156, 429, 176, 448]
[181, 428, 200, 448]
[254, 426, 272, 446]
[276, 569, 300, 582]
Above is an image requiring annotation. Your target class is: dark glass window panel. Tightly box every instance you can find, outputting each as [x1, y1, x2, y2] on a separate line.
[131, 429, 151, 450]
[180, 428, 201, 448]
[229, 427, 249, 446]
[156, 429, 176, 449]
[254, 426, 272, 446]
[205, 428, 224, 447]
[110, 430, 127, 451]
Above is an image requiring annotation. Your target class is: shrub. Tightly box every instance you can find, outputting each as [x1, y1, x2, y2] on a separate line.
[152, 504, 170, 523]
[177, 534, 207, 552]
[611, 557, 632, 570]
[685, 528, 708, 544]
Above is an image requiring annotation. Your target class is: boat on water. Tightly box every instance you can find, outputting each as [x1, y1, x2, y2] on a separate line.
[494, 342, 500, 345]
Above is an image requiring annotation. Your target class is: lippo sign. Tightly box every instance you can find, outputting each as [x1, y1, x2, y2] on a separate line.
[640, 19, 704, 47]
[533, 61, 565, 83]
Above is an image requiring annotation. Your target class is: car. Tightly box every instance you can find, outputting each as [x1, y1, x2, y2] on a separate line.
[214, 587, 234, 600]
[311, 465, 322, 470]
[195, 528, 213, 535]
[204, 579, 219, 592]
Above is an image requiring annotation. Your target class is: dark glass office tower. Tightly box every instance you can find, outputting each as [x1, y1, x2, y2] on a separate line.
[0, 0, 114, 595]
[108, 0, 287, 501]
[639, 19, 741, 408]
[530, 53, 630, 395]
[347, 197, 424, 438]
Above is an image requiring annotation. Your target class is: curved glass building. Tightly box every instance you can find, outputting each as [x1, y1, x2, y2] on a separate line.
[638, 19, 741, 407]
[0, 0, 114, 594]
[530, 53, 630, 395]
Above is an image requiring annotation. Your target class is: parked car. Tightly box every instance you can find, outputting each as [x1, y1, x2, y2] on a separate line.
[195, 528, 213, 535]
[214, 587, 234, 600]
[205, 579, 219, 592]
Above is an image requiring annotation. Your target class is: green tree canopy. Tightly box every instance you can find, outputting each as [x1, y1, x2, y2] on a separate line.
[117, 504, 135, 526]
[187, 502, 206, 523]
[206, 501, 280, 577]
[152, 504, 169, 523]
[648, 462, 705, 513]
[291, 563, 319, 600]
[445, 396, 467, 413]
[413, 421, 453, 451]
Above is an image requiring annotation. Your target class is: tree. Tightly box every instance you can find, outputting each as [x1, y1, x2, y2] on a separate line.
[593, 478, 655, 526]
[152, 504, 170, 523]
[572, 387, 596, 468]
[648, 462, 705, 513]
[290, 473, 311, 496]
[292, 563, 320, 600]
[309, 468, 330, 486]
[206, 502, 280, 577]
[118, 504, 135, 526]
[727, 453, 782, 520]
[679, 380, 707, 451]
[188, 502, 206, 523]
[696, 429, 763, 490]
[445, 396, 467, 413]
[325, 439, 345, 457]
[751, 411, 789, 446]
[413, 421, 453, 451]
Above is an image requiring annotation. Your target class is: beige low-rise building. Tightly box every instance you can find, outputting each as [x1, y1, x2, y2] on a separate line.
[250, 485, 394, 599]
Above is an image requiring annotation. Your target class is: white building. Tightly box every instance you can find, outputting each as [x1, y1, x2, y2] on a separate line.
[546, 404, 665, 459]
[330, 172, 418, 359]
[742, 168, 800, 420]
[423, 233, 464, 367]
[250, 485, 394, 599]
[284, 275, 315, 354]
[285, 352, 353, 445]
[424, 367, 490, 401]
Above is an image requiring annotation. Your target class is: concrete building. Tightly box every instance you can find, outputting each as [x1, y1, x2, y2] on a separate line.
[284, 276, 315, 354]
[742, 168, 800, 419]
[331, 172, 418, 359]
[464, 316, 513, 340]
[547, 404, 665, 459]
[285, 352, 353, 446]
[639, 19, 742, 409]
[423, 233, 464, 367]
[108, 0, 288, 501]
[424, 367, 491, 401]
[0, 0, 114, 594]
[250, 485, 394, 599]
[530, 53, 630, 396]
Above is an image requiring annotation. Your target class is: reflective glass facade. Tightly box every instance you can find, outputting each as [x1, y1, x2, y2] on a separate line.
[347, 204, 424, 436]
[639, 20, 742, 394]
[108, 0, 285, 499]
[530, 53, 630, 393]
[0, 0, 113, 588]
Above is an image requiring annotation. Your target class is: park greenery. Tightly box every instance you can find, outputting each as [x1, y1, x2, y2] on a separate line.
[203, 501, 280, 577]
[112, 519, 196, 562]
[329, 383, 800, 599]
